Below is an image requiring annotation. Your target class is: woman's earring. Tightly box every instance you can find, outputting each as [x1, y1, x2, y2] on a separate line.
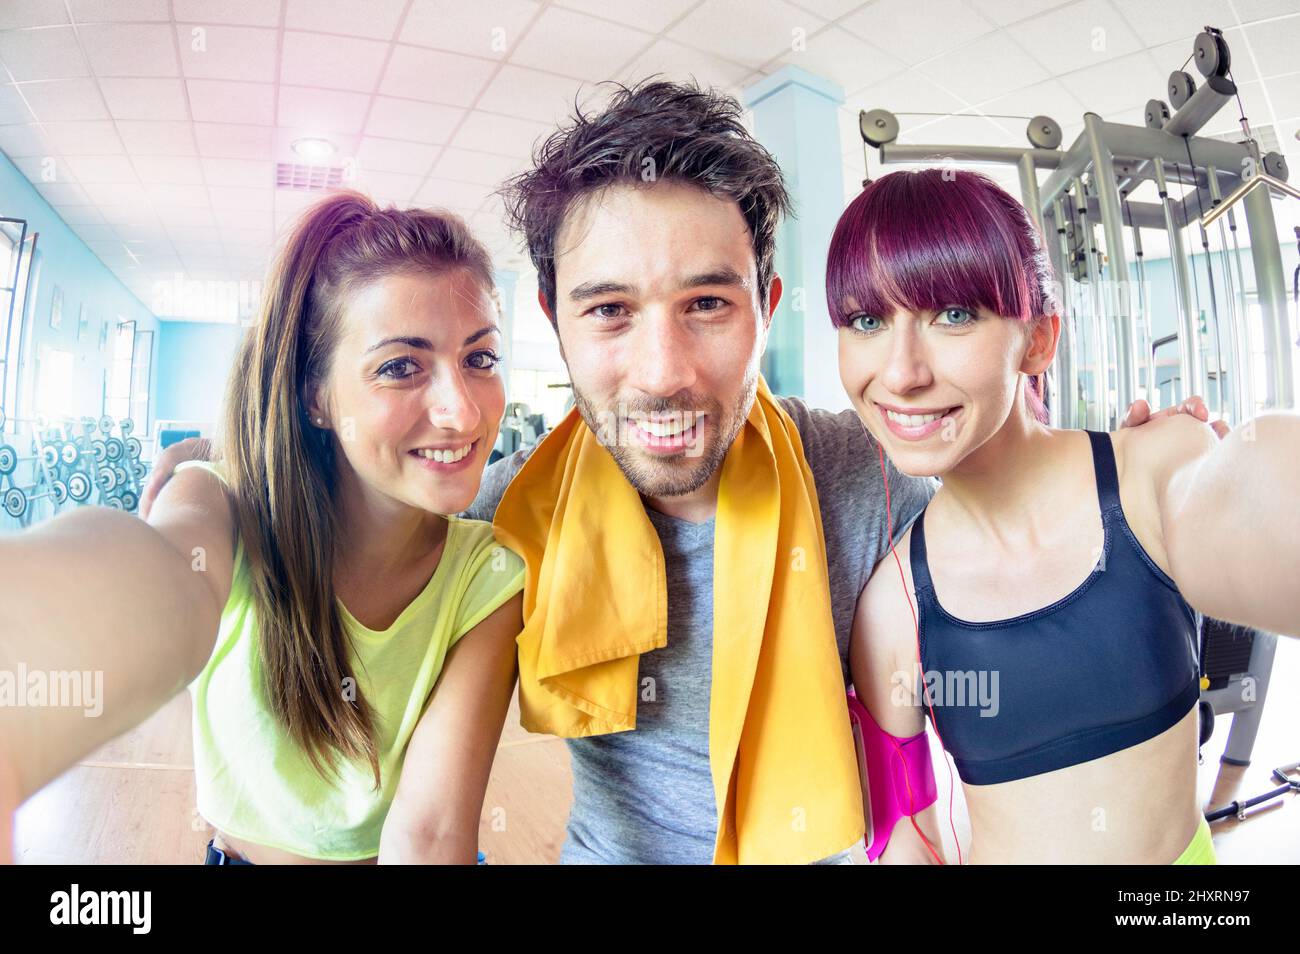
[315, 417, 325, 427]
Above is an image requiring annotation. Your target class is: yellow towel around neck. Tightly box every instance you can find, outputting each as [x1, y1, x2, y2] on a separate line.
[493, 376, 864, 864]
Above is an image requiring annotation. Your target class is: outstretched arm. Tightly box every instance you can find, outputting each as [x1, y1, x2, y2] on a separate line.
[1152, 412, 1300, 636]
[378, 593, 522, 864]
[0, 467, 235, 804]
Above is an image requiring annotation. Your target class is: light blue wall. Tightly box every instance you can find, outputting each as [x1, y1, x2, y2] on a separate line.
[0, 152, 160, 435]
[744, 67, 850, 411]
[154, 321, 246, 424]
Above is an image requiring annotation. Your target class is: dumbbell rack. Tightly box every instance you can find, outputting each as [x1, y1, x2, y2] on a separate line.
[0, 407, 149, 526]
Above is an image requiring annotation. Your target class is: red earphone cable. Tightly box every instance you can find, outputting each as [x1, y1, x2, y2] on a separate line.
[876, 438, 964, 866]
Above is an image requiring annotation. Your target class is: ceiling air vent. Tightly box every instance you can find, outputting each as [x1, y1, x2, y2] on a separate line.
[275, 161, 348, 192]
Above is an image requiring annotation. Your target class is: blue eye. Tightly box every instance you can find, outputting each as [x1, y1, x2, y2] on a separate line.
[847, 313, 882, 334]
[466, 349, 500, 371]
[693, 296, 727, 313]
[937, 306, 976, 326]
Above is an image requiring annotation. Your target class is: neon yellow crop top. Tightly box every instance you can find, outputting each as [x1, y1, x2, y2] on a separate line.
[175, 460, 525, 860]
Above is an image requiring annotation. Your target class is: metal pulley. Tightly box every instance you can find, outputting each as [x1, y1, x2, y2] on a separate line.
[859, 109, 899, 148]
[1169, 70, 1196, 110]
[1144, 98, 1170, 129]
[1026, 115, 1062, 150]
[1192, 30, 1231, 79]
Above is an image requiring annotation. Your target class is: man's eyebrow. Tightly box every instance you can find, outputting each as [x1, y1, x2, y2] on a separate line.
[364, 326, 497, 355]
[681, 267, 750, 291]
[568, 280, 636, 303]
[567, 269, 750, 303]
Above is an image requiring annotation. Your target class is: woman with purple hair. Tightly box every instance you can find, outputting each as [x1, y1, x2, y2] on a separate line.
[830, 169, 1299, 864]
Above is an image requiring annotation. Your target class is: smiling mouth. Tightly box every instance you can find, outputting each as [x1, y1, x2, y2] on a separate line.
[409, 439, 477, 464]
[881, 408, 957, 427]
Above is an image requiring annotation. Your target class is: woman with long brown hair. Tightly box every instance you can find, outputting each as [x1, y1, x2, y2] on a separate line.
[0, 190, 525, 864]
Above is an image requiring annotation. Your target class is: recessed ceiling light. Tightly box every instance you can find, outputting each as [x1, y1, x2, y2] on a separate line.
[291, 137, 336, 162]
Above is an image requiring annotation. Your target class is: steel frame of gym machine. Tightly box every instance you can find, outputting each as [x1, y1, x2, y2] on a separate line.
[854, 28, 1296, 770]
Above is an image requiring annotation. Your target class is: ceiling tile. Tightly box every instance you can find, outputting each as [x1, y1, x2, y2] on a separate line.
[15, 78, 107, 121]
[155, 204, 217, 227]
[201, 157, 273, 187]
[1110, 0, 1242, 49]
[475, 66, 604, 125]
[669, 0, 832, 70]
[841, 0, 993, 66]
[277, 86, 371, 134]
[356, 136, 440, 175]
[176, 25, 278, 82]
[79, 23, 179, 76]
[556, 0, 699, 33]
[0, 26, 88, 80]
[775, 26, 905, 94]
[132, 155, 205, 184]
[1242, 15, 1300, 82]
[1057, 49, 1166, 118]
[99, 78, 189, 120]
[1005, 0, 1142, 75]
[848, 69, 969, 122]
[618, 38, 752, 92]
[450, 110, 552, 157]
[0, 1, 69, 29]
[975, 78, 1087, 132]
[84, 181, 147, 205]
[1266, 72, 1300, 125]
[357, 170, 423, 203]
[413, 177, 490, 211]
[187, 79, 275, 125]
[63, 154, 138, 182]
[172, 0, 283, 27]
[279, 31, 389, 92]
[400, 0, 541, 58]
[207, 186, 274, 211]
[365, 96, 464, 143]
[193, 122, 274, 159]
[431, 146, 523, 185]
[115, 120, 196, 154]
[511, 7, 650, 81]
[145, 183, 210, 208]
[284, 0, 406, 38]
[42, 119, 124, 153]
[966, 0, 1069, 27]
[69, 0, 170, 21]
[380, 45, 497, 106]
[917, 30, 1049, 105]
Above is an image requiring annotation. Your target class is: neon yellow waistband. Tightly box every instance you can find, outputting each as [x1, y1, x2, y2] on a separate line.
[1172, 814, 1217, 865]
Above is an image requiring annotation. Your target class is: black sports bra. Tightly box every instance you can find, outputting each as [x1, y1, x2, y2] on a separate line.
[911, 431, 1200, 785]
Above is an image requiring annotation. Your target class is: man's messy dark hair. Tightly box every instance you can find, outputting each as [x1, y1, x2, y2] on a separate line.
[499, 79, 793, 320]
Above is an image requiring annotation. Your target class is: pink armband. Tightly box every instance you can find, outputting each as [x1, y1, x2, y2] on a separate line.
[847, 687, 937, 862]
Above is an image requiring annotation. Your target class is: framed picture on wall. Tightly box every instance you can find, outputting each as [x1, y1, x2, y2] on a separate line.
[77, 303, 89, 342]
[49, 285, 62, 330]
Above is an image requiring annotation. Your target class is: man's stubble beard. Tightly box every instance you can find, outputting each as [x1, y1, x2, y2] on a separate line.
[568, 362, 760, 499]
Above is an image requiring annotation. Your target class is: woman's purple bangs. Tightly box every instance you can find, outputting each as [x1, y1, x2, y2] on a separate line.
[826, 169, 1048, 327]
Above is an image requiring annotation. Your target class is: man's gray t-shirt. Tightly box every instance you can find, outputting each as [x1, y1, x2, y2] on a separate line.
[464, 397, 936, 863]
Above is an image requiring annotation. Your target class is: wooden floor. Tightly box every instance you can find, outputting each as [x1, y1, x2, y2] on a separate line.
[13, 635, 1300, 864]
